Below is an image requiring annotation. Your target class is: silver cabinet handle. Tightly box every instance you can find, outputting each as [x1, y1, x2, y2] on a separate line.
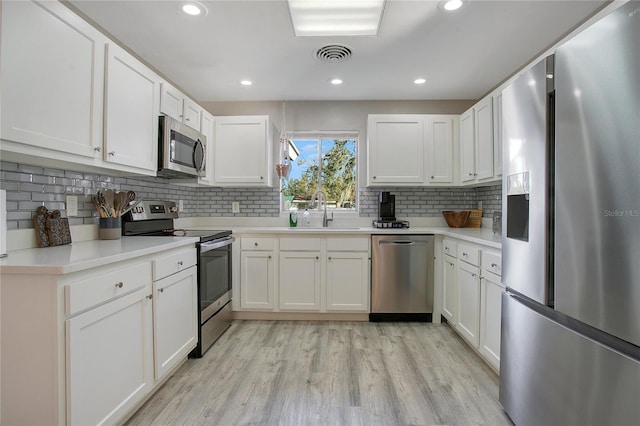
[468, 172, 474, 176]
[185, 117, 190, 121]
[462, 252, 468, 257]
[373, 176, 377, 179]
[445, 247, 449, 251]
[94, 147, 101, 152]
[177, 260, 183, 266]
[108, 151, 115, 156]
[260, 176, 264, 180]
[115, 282, 123, 288]
[268, 255, 272, 259]
[147, 294, 153, 300]
[491, 263, 498, 268]
[471, 273, 477, 278]
[254, 242, 258, 246]
[159, 288, 164, 293]
[328, 257, 332, 260]
[315, 256, 319, 260]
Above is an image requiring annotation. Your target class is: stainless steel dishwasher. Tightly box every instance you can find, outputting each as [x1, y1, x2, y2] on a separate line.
[370, 234, 435, 321]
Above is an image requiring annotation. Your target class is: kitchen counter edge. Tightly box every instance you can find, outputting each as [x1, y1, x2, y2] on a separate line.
[0, 236, 200, 275]
[227, 226, 502, 249]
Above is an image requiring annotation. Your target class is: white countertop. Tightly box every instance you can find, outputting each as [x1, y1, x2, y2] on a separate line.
[0, 227, 501, 275]
[0, 236, 199, 275]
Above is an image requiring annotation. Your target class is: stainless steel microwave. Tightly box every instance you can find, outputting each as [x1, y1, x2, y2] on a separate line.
[158, 115, 206, 178]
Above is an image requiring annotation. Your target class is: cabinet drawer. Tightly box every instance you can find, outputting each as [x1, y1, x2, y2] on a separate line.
[326, 237, 369, 252]
[241, 237, 275, 251]
[153, 247, 197, 281]
[65, 261, 151, 316]
[280, 237, 321, 251]
[483, 251, 502, 276]
[443, 239, 458, 257]
[458, 243, 481, 266]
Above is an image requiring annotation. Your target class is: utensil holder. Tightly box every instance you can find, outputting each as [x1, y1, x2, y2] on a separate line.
[99, 217, 122, 240]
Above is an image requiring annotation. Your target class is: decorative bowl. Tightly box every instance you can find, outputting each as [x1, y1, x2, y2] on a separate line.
[442, 210, 471, 228]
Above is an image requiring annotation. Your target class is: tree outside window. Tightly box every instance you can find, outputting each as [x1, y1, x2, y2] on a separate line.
[281, 135, 357, 212]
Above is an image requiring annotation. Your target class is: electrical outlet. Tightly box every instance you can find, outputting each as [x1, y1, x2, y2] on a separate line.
[179, 200, 184, 212]
[232, 201, 240, 213]
[66, 195, 78, 217]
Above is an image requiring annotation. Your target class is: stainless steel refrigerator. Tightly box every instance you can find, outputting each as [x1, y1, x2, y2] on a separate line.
[500, 2, 640, 424]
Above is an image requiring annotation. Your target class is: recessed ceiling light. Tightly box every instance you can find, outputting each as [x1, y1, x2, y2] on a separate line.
[443, 0, 463, 11]
[414, 78, 426, 85]
[182, 2, 207, 16]
[240, 80, 253, 86]
[330, 78, 343, 85]
[288, 0, 386, 36]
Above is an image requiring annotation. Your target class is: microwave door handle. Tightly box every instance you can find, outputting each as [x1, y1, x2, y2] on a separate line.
[193, 140, 205, 172]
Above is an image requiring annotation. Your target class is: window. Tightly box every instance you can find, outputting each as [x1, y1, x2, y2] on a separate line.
[281, 133, 357, 212]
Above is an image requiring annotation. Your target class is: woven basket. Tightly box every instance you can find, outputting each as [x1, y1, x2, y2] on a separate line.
[465, 209, 483, 228]
[442, 210, 471, 228]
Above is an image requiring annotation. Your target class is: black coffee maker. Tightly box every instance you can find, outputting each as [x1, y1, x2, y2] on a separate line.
[378, 191, 396, 222]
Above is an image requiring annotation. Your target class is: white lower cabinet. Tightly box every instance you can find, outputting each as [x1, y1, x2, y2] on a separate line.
[326, 251, 369, 311]
[153, 266, 198, 379]
[457, 261, 481, 346]
[279, 251, 322, 311]
[0, 245, 198, 425]
[240, 250, 275, 309]
[480, 271, 505, 371]
[442, 254, 458, 324]
[66, 285, 154, 426]
[441, 238, 503, 372]
[237, 235, 370, 313]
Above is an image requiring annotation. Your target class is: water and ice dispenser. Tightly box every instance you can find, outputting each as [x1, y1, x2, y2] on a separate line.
[506, 171, 530, 242]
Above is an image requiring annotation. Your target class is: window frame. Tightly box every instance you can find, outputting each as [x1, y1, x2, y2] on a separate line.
[280, 131, 359, 215]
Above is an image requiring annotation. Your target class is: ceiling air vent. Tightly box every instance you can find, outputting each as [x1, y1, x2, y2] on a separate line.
[314, 44, 352, 63]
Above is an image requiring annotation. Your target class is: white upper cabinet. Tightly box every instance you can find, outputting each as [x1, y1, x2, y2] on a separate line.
[213, 115, 275, 187]
[367, 114, 425, 185]
[460, 108, 476, 183]
[474, 97, 494, 181]
[198, 110, 215, 185]
[426, 115, 457, 184]
[103, 43, 160, 174]
[368, 114, 459, 186]
[160, 82, 202, 131]
[492, 92, 503, 177]
[460, 94, 501, 185]
[0, 0, 105, 161]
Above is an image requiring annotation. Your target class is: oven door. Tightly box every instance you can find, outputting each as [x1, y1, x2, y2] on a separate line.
[199, 237, 233, 323]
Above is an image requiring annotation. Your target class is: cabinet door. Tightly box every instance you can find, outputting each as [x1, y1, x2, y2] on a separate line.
[457, 261, 481, 346]
[279, 251, 321, 310]
[160, 82, 184, 121]
[492, 93, 503, 177]
[368, 115, 425, 185]
[0, 0, 103, 159]
[214, 116, 271, 186]
[442, 255, 458, 324]
[480, 272, 505, 371]
[474, 97, 494, 181]
[240, 250, 275, 310]
[460, 109, 475, 183]
[153, 266, 198, 379]
[199, 111, 215, 184]
[183, 98, 202, 131]
[326, 252, 369, 311]
[426, 115, 455, 184]
[66, 286, 153, 426]
[104, 43, 159, 173]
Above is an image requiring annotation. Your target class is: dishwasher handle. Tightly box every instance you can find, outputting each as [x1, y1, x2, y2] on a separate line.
[378, 240, 427, 246]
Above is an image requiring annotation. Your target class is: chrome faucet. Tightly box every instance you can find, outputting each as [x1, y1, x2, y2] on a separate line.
[310, 190, 333, 227]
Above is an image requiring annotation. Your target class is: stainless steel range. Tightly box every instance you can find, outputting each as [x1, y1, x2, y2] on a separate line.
[123, 200, 233, 357]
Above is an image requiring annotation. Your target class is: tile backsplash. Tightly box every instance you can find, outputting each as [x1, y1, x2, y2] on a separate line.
[0, 161, 502, 229]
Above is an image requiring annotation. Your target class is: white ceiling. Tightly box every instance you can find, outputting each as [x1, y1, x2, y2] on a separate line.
[67, 0, 608, 102]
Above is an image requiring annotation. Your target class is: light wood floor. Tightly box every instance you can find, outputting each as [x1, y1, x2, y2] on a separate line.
[126, 321, 512, 426]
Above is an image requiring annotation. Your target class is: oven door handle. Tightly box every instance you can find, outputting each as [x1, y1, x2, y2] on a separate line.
[199, 236, 235, 253]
